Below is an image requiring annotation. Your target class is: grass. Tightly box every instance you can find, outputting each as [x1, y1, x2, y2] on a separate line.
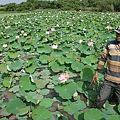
[0, 11, 28, 19]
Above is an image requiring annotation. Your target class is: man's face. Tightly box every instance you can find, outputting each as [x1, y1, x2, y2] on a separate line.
[116, 33, 120, 42]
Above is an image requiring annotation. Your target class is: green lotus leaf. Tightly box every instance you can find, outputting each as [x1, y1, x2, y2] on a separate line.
[34, 79, 47, 89]
[49, 60, 65, 73]
[54, 82, 77, 99]
[84, 108, 103, 120]
[81, 55, 98, 65]
[9, 60, 23, 71]
[11, 42, 21, 49]
[37, 44, 52, 54]
[40, 69, 51, 76]
[25, 64, 37, 74]
[0, 118, 8, 120]
[118, 104, 120, 112]
[19, 89, 39, 104]
[64, 100, 86, 114]
[3, 77, 12, 88]
[82, 65, 94, 82]
[24, 57, 37, 66]
[0, 63, 7, 73]
[62, 47, 71, 54]
[8, 51, 19, 59]
[50, 50, 63, 57]
[32, 106, 52, 120]
[8, 37, 16, 43]
[39, 55, 49, 64]
[6, 98, 26, 114]
[76, 81, 84, 93]
[102, 101, 117, 115]
[19, 75, 36, 91]
[66, 51, 78, 59]
[74, 111, 84, 120]
[18, 106, 30, 116]
[40, 98, 54, 108]
[71, 60, 84, 72]
[56, 56, 65, 64]
[40, 89, 49, 95]
[9, 85, 19, 93]
[19, 37, 27, 43]
[107, 115, 120, 120]
[23, 44, 31, 50]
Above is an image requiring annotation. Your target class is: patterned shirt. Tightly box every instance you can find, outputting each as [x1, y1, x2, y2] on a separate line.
[97, 40, 120, 83]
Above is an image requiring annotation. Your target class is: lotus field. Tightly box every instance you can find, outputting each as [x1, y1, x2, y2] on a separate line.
[0, 10, 120, 120]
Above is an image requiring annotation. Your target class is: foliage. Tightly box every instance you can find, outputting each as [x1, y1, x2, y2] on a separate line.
[0, 10, 120, 120]
[0, 0, 120, 12]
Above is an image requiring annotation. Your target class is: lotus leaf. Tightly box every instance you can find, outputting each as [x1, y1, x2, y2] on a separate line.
[107, 115, 120, 120]
[18, 106, 30, 116]
[19, 89, 39, 104]
[6, 98, 26, 114]
[34, 79, 47, 89]
[0, 118, 8, 120]
[64, 100, 86, 115]
[84, 108, 103, 120]
[19, 75, 36, 91]
[49, 60, 65, 72]
[11, 42, 21, 49]
[3, 77, 12, 88]
[71, 60, 84, 72]
[0, 63, 7, 73]
[9, 60, 23, 71]
[40, 98, 54, 108]
[37, 44, 52, 54]
[25, 64, 37, 73]
[82, 65, 94, 82]
[9, 85, 19, 93]
[40, 89, 49, 95]
[39, 55, 49, 64]
[8, 51, 19, 59]
[32, 106, 52, 120]
[54, 82, 77, 99]
[23, 44, 31, 50]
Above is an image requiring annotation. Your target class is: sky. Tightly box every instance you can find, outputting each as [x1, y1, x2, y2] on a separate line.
[0, 0, 26, 5]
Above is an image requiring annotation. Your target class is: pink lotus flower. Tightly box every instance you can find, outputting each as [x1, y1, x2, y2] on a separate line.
[5, 26, 11, 29]
[51, 28, 55, 32]
[58, 72, 69, 83]
[88, 41, 94, 46]
[78, 40, 83, 44]
[106, 26, 112, 30]
[51, 44, 58, 49]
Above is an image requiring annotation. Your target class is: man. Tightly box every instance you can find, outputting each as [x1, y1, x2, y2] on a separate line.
[92, 26, 120, 109]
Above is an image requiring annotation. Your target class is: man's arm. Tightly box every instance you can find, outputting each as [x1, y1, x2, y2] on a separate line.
[92, 46, 108, 84]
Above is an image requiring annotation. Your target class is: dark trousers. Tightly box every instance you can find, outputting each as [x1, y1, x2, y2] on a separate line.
[92, 79, 120, 109]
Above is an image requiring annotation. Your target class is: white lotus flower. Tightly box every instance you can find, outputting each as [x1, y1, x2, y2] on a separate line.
[16, 36, 19, 39]
[51, 44, 58, 49]
[3, 44, 8, 48]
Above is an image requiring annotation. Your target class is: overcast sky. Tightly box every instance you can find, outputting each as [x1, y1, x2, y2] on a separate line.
[0, 0, 26, 5]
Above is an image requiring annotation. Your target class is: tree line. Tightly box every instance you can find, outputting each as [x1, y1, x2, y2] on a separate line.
[0, 0, 120, 12]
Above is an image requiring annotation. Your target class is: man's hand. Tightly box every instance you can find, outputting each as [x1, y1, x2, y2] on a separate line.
[92, 71, 98, 84]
